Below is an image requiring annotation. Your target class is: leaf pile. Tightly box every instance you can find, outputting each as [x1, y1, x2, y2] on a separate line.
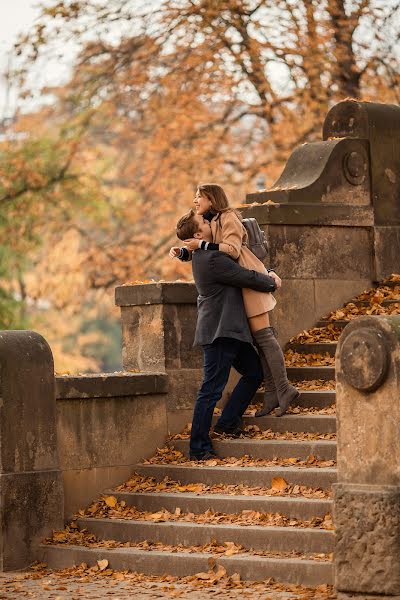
[287, 404, 336, 415]
[46, 528, 332, 563]
[116, 472, 332, 499]
[144, 446, 336, 469]
[285, 350, 335, 367]
[324, 278, 400, 322]
[170, 425, 336, 441]
[76, 499, 335, 530]
[244, 403, 335, 416]
[294, 379, 336, 390]
[290, 324, 342, 345]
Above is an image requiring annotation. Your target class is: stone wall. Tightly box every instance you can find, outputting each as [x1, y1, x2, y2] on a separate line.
[116, 282, 204, 432]
[56, 372, 168, 518]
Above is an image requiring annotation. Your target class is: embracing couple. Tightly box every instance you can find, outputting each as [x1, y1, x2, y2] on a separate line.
[170, 183, 299, 461]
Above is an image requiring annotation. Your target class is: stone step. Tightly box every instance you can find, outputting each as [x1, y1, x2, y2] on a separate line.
[242, 415, 336, 434]
[77, 518, 334, 554]
[286, 342, 337, 356]
[286, 366, 335, 381]
[316, 319, 348, 329]
[42, 545, 333, 586]
[134, 464, 337, 490]
[170, 439, 337, 461]
[108, 490, 333, 520]
[254, 390, 336, 409]
[355, 299, 399, 307]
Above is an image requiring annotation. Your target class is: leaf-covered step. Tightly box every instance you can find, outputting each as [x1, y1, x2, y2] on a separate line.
[242, 414, 336, 434]
[42, 544, 334, 586]
[108, 490, 332, 520]
[76, 517, 334, 554]
[254, 390, 336, 409]
[169, 438, 336, 461]
[134, 463, 337, 490]
[286, 367, 335, 381]
[286, 342, 337, 356]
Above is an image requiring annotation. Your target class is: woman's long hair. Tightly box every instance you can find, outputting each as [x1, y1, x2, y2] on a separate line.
[197, 183, 242, 219]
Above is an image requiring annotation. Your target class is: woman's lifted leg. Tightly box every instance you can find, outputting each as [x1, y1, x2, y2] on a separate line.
[249, 313, 299, 417]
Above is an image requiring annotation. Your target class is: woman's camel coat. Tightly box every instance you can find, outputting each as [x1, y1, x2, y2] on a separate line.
[210, 210, 276, 317]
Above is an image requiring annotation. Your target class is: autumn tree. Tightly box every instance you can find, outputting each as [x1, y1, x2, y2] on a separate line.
[1, 0, 398, 370]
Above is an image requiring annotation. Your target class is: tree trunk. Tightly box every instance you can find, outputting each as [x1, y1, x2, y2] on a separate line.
[328, 0, 361, 99]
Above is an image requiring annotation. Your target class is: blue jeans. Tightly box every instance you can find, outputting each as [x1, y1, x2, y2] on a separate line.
[189, 337, 263, 458]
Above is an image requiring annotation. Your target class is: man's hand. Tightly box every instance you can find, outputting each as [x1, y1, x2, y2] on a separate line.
[269, 271, 282, 289]
[184, 238, 201, 251]
[169, 246, 181, 259]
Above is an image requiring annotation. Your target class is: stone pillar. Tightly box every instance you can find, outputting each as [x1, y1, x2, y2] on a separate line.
[0, 330, 64, 571]
[115, 282, 203, 430]
[334, 315, 400, 599]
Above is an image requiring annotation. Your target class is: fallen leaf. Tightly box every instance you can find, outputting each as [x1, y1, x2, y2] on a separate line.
[271, 477, 288, 491]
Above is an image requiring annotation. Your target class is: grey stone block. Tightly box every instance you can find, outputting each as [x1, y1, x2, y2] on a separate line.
[334, 483, 400, 595]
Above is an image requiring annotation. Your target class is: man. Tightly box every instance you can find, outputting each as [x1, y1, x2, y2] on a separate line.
[173, 210, 277, 461]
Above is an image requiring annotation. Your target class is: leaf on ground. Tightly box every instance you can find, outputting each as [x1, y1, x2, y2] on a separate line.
[271, 477, 288, 491]
[103, 496, 118, 508]
[97, 559, 108, 571]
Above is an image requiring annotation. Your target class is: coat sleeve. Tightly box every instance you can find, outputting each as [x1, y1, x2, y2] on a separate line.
[216, 212, 244, 260]
[210, 253, 277, 292]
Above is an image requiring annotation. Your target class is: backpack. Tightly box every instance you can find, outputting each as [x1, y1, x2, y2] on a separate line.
[242, 218, 269, 261]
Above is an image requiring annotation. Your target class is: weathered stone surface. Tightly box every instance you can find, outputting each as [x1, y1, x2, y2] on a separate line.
[336, 316, 400, 485]
[269, 279, 315, 346]
[374, 226, 400, 281]
[324, 100, 400, 225]
[115, 282, 197, 307]
[266, 225, 372, 280]
[242, 201, 374, 227]
[163, 304, 202, 370]
[0, 331, 63, 571]
[0, 470, 63, 571]
[314, 279, 372, 325]
[121, 304, 165, 372]
[120, 303, 202, 373]
[334, 483, 400, 595]
[335, 315, 400, 597]
[341, 328, 389, 392]
[57, 392, 168, 517]
[56, 372, 168, 399]
[57, 394, 167, 471]
[246, 138, 370, 205]
[166, 368, 204, 411]
[0, 330, 58, 473]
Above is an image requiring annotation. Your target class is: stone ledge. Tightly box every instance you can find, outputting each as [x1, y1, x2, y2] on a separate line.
[115, 282, 197, 307]
[55, 372, 168, 399]
[241, 202, 374, 227]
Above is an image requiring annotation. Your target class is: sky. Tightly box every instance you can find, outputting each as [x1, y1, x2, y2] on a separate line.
[1, 0, 40, 117]
[0, 0, 64, 118]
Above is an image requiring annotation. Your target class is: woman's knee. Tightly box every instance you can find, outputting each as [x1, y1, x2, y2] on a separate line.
[248, 312, 270, 333]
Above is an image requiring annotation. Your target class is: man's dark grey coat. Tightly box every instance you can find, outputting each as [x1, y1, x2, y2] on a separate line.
[192, 250, 277, 346]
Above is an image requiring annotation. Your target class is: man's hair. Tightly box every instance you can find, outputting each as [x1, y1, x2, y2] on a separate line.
[176, 209, 200, 241]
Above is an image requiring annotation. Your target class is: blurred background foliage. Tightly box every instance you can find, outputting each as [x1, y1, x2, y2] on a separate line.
[0, 0, 399, 372]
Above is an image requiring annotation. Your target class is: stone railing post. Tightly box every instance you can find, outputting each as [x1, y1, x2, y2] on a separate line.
[0, 331, 64, 571]
[115, 282, 203, 431]
[334, 315, 400, 598]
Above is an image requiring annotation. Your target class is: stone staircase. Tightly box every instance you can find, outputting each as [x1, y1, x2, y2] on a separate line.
[41, 279, 400, 587]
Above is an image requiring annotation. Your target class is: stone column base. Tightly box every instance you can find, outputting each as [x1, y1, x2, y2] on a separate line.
[0, 470, 64, 570]
[334, 483, 400, 596]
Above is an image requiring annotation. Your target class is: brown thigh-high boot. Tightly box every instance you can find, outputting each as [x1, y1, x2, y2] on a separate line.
[254, 337, 278, 417]
[253, 327, 300, 417]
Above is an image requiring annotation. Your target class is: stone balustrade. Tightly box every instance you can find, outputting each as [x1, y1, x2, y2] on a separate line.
[334, 315, 400, 599]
